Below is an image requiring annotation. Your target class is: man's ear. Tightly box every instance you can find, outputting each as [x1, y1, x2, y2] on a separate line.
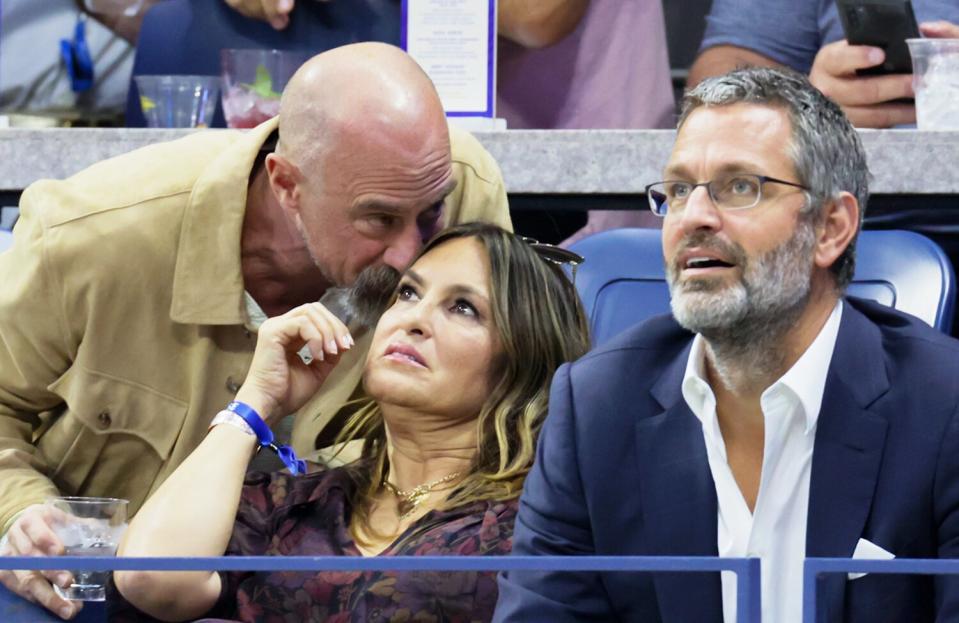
[264, 153, 302, 217]
[814, 191, 859, 271]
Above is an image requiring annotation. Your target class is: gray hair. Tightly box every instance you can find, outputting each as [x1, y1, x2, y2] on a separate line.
[678, 67, 869, 290]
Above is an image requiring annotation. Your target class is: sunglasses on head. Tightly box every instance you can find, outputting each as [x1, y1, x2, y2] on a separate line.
[519, 237, 585, 268]
[519, 237, 585, 285]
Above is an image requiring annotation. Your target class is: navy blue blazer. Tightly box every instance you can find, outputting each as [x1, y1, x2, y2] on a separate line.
[495, 298, 959, 622]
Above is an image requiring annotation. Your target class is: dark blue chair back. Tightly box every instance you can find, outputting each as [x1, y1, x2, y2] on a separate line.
[569, 228, 956, 346]
[126, 0, 401, 127]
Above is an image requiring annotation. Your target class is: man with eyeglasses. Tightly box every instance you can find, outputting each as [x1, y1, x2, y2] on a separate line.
[495, 67, 959, 622]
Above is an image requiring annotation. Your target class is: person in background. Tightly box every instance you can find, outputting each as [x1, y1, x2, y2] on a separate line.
[111, 223, 590, 622]
[688, 0, 959, 128]
[0, 42, 510, 619]
[220, 0, 676, 245]
[495, 67, 959, 622]
[0, 0, 159, 126]
[497, 0, 675, 245]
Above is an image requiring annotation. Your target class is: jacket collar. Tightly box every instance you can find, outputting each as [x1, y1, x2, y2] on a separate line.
[641, 300, 891, 620]
[805, 298, 890, 620]
[640, 337, 724, 621]
[170, 117, 280, 325]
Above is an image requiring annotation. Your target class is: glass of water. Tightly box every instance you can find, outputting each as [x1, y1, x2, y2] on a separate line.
[907, 38, 959, 130]
[47, 496, 128, 602]
[134, 75, 221, 128]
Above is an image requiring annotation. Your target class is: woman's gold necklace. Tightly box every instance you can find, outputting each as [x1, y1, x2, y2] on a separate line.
[382, 471, 461, 519]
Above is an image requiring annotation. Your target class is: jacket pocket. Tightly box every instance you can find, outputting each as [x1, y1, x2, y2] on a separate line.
[39, 366, 187, 493]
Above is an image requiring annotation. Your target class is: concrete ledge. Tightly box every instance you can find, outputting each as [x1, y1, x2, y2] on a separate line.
[2, 128, 958, 194]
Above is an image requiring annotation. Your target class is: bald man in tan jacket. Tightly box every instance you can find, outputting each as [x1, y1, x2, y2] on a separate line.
[0, 42, 511, 617]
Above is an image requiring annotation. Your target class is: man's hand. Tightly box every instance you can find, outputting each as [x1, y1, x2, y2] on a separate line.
[0, 505, 78, 620]
[809, 40, 914, 128]
[810, 20, 959, 128]
[222, 0, 332, 30]
[921, 20, 959, 39]
[234, 302, 353, 426]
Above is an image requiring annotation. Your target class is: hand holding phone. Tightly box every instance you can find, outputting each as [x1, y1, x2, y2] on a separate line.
[808, 40, 916, 127]
[837, 0, 921, 75]
[806, 0, 923, 127]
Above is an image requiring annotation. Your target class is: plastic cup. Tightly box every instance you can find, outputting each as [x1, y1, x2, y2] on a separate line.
[220, 49, 311, 129]
[907, 38, 959, 130]
[47, 497, 128, 602]
[134, 75, 220, 128]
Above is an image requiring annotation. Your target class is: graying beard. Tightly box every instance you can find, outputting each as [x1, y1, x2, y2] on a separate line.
[673, 221, 817, 393]
[319, 265, 400, 337]
[702, 288, 808, 393]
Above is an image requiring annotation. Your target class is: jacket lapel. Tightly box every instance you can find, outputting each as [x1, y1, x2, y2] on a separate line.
[636, 343, 724, 623]
[806, 301, 890, 621]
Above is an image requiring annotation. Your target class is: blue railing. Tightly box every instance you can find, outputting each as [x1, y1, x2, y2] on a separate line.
[1, 555, 762, 623]
[7, 554, 959, 621]
[802, 557, 959, 623]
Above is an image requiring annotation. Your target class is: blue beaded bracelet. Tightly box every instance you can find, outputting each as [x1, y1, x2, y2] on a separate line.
[226, 401, 307, 475]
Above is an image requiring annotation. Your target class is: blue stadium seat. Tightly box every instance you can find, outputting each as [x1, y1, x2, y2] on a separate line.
[569, 228, 956, 346]
[126, 0, 401, 127]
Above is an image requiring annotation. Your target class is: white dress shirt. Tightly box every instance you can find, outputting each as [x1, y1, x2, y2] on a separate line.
[681, 302, 843, 623]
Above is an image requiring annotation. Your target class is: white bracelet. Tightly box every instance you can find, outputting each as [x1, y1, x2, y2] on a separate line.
[209, 409, 256, 436]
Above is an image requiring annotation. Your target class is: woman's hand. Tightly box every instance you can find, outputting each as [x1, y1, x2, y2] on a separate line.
[235, 303, 353, 426]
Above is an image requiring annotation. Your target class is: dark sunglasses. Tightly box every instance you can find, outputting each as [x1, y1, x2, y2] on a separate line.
[520, 237, 584, 286]
[520, 237, 585, 268]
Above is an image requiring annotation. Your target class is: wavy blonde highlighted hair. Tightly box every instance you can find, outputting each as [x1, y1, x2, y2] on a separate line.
[337, 223, 590, 534]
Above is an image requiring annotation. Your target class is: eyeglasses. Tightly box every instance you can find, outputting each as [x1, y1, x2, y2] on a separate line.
[645, 174, 810, 216]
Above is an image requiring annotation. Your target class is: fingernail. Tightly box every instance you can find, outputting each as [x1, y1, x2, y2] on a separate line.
[280, 0, 293, 10]
[339, 335, 352, 349]
[868, 48, 884, 64]
[58, 572, 71, 587]
[327, 340, 338, 355]
[60, 606, 73, 618]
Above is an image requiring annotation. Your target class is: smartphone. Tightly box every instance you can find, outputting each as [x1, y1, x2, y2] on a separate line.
[837, 0, 921, 75]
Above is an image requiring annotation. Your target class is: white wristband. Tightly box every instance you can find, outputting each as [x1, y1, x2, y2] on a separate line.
[209, 409, 256, 436]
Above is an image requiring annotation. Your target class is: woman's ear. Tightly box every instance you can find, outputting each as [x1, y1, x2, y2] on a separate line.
[814, 191, 859, 271]
[265, 153, 302, 217]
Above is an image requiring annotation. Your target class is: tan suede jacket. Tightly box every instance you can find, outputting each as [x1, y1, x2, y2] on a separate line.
[0, 118, 511, 532]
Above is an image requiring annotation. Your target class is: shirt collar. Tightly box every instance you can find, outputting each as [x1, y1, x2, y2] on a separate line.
[681, 301, 844, 435]
[169, 117, 280, 325]
[243, 291, 268, 333]
[774, 300, 843, 434]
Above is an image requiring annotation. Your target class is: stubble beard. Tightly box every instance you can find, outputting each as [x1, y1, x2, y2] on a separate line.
[667, 219, 818, 392]
[294, 218, 335, 285]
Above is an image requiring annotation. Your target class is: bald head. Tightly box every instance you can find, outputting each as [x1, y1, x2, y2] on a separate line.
[260, 43, 456, 292]
[276, 42, 449, 171]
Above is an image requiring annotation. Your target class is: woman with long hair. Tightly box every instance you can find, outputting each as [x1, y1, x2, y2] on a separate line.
[112, 222, 590, 622]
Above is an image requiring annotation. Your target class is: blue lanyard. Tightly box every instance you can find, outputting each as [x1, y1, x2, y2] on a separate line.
[227, 401, 308, 476]
[60, 16, 94, 93]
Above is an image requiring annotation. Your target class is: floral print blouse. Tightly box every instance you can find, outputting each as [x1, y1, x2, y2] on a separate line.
[109, 466, 518, 623]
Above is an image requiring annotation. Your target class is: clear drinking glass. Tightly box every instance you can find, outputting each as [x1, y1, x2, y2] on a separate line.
[907, 38, 959, 130]
[220, 49, 310, 128]
[134, 75, 221, 128]
[47, 497, 129, 602]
